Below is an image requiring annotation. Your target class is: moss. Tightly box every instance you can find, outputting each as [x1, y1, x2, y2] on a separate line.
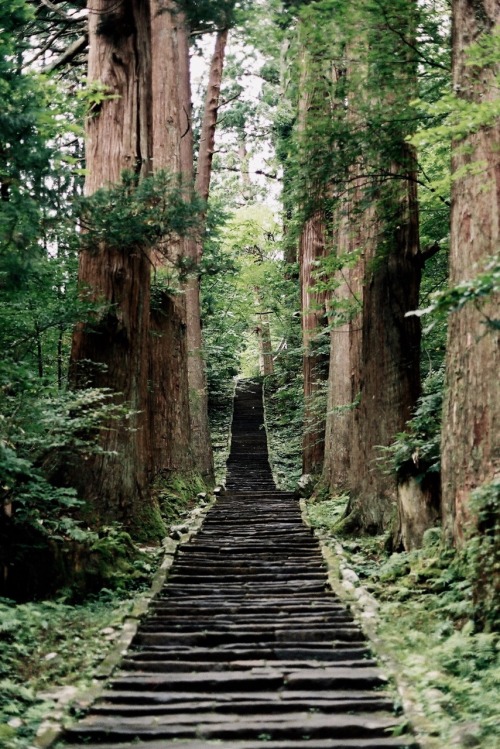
[306, 502, 500, 748]
[153, 471, 208, 525]
[128, 500, 166, 543]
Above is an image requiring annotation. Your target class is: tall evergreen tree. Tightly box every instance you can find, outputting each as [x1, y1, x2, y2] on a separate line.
[441, 0, 499, 545]
[68, 0, 160, 537]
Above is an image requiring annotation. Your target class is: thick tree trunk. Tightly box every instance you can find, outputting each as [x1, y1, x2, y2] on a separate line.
[320, 2, 423, 535]
[296, 38, 330, 477]
[441, 0, 500, 545]
[182, 28, 229, 481]
[69, 0, 160, 537]
[300, 212, 328, 475]
[148, 0, 193, 478]
[346, 154, 422, 533]
[322, 201, 363, 494]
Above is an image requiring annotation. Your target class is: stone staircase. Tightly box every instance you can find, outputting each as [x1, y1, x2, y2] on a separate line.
[61, 378, 416, 749]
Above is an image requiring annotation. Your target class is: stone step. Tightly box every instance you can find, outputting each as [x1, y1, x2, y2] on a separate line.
[93, 691, 393, 713]
[108, 667, 385, 692]
[119, 658, 377, 672]
[62, 740, 415, 749]
[126, 647, 372, 661]
[64, 712, 401, 743]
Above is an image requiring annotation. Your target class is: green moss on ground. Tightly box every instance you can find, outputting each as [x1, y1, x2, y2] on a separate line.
[153, 471, 207, 526]
[306, 496, 500, 749]
[0, 568, 161, 749]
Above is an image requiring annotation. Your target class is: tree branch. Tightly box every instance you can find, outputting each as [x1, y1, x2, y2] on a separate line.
[420, 242, 441, 263]
[42, 34, 88, 73]
[38, 0, 73, 21]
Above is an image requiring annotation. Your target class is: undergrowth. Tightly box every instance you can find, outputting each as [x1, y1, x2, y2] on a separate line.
[0, 468, 216, 748]
[0, 555, 161, 749]
[263, 374, 302, 490]
[208, 381, 234, 486]
[154, 471, 207, 526]
[306, 496, 500, 749]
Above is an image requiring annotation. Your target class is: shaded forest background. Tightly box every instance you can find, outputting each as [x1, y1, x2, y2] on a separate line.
[0, 0, 498, 745]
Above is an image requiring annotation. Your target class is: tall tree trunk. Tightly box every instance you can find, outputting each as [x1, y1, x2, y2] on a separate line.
[148, 0, 193, 478]
[300, 212, 328, 475]
[296, 41, 329, 477]
[254, 294, 275, 377]
[322, 199, 363, 494]
[319, 3, 423, 534]
[441, 0, 500, 545]
[346, 155, 422, 533]
[69, 0, 160, 538]
[182, 28, 229, 481]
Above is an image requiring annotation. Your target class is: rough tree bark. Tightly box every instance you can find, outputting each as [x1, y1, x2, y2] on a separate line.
[322, 198, 364, 495]
[182, 27, 229, 481]
[296, 42, 329, 477]
[300, 212, 328, 475]
[320, 4, 423, 535]
[441, 0, 500, 545]
[254, 299, 275, 376]
[345, 148, 422, 534]
[69, 0, 161, 537]
[148, 0, 193, 477]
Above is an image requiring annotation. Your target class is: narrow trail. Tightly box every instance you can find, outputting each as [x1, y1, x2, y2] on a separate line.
[61, 379, 416, 749]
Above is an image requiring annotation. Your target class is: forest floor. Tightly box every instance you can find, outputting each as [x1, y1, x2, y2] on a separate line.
[305, 496, 499, 749]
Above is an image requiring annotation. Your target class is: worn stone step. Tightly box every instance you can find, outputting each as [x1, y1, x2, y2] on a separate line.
[133, 629, 364, 647]
[109, 667, 385, 693]
[62, 740, 415, 749]
[92, 694, 393, 716]
[64, 712, 401, 742]
[142, 611, 353, 630]
[126, 647, 371, 661]
[150, 600, 346, 611]
[120, 656, 377, 671]
[97, 689, 393, 706]
[139, 619, 355, 633]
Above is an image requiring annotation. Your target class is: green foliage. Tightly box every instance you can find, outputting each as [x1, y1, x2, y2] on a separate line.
[0, 362, 130, 537]
[305, 504, 500, 747]
[412, 25, 500, 150]
[153, 472, 207, 525]
[381, 368, 444, 483]
[465, 480, 500, 629]
[201, 201, 247, 400]
[78, 170, 204, 255]
[264, 352, 303, 490]
[306, 494, 349, 532]
[209, 390, 234, 486]
[77, 78, 121, 116]
[413, 254, 500, 332]
[177, 0, 246, 32]
[0, 570, 160, 748]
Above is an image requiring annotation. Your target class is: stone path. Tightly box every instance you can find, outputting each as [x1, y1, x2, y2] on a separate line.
[61, 379, 416, 749]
